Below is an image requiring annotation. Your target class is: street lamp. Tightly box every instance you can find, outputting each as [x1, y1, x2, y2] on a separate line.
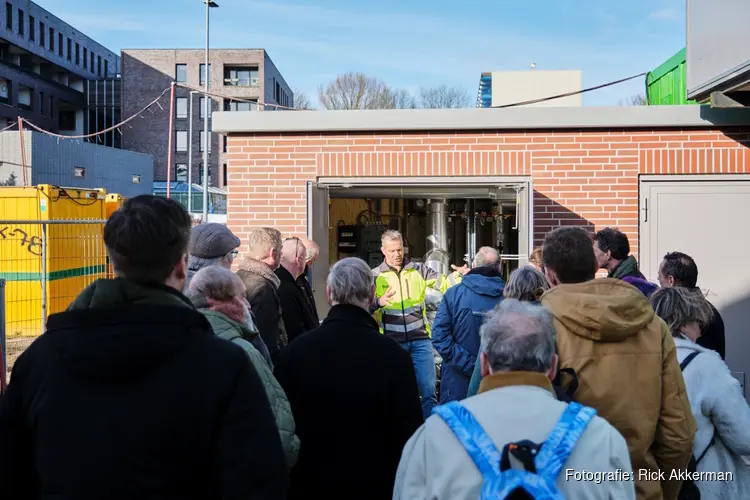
[188, 90, 200, 214]
[203, 0, 218, 221]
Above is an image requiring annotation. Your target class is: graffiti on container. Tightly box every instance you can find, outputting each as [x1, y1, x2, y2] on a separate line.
[0, 226, 43, 256]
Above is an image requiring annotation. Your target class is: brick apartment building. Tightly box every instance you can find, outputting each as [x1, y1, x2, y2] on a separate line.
[121, 49, 293, 189]
[0, 0, 120, 140]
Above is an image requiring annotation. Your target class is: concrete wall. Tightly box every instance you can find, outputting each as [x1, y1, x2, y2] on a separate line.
[491, 70, 582, 107]
[0, 131, 153, 197]
[222, 127, 750, 262]
[121, 49, 287, 187]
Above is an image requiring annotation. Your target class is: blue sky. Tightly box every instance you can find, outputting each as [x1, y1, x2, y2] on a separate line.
[36, 0, 686, 107]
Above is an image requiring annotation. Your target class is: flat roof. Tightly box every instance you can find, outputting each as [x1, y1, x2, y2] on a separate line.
[212, 105, 750, 134]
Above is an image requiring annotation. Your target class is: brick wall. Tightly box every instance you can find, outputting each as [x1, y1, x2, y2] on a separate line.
[226, 129, 750, 258]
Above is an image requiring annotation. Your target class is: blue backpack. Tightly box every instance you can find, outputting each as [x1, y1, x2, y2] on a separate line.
[434, 401, 597, 499]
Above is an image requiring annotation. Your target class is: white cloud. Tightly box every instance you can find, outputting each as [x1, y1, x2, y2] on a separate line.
[649, 8, 681, 20]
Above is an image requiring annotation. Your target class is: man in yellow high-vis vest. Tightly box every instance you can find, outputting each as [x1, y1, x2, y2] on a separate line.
[370, 229, 464, 419]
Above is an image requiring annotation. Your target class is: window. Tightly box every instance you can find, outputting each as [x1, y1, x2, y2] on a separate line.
[73, 167, 86, 178]
[223, 135, 227, 153]
[39, 21, 44, 46]
[176, 164, 188, 182]
[199, 163, 212, 185]
[75, 43, 79, 65]
[175, 97, 187, 119]
[66, 37, 71, 61]
[59, 110, 75, 130]
[48, 27, 53, 51]
[0, 78, 10, 104]
[48, 95, 53, 117]
[83, 47, 87, 68]
[275, 82, 281, 103]
[5, 3, 11, 31]
[132, 174, 141, 184]
[175, 64, 187, 83]
[199, 63, 211, 86]
[18, 85, 31, 110]
[224, 100, 257, 112]
[104, 59, 108, 77]
[222, 163, 227, 186]
[17, 8, 22, 36]
[90, 52, 94, 73]
[39, 91, 44, 114]
[97, 55, 101, 76]
[175, 130, 187, 152]
[223, 66, 259, 87]
[57, 33, 62, 56]
[200, 130, 211, 152]
[28, 15, 33, 41]
[199, 97, 211, 118]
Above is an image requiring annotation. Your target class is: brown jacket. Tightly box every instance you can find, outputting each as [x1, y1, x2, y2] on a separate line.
[541, 279, 696, 500]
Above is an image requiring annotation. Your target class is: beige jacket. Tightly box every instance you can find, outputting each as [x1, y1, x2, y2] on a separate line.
[393, 371, 635, 500]
[542, 279, 696, 500]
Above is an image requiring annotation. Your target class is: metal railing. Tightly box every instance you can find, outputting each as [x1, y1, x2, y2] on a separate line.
[1, 219, 109, 382]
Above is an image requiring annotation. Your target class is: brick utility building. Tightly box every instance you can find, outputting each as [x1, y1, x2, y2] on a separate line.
[214, 105, 750, 393]
[121, 49, 293, 189]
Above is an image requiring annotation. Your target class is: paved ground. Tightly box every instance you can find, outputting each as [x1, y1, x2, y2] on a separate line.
[4, 336, 36, 382]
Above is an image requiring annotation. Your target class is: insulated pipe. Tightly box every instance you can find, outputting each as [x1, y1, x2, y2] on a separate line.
[424, 199, 450, 277]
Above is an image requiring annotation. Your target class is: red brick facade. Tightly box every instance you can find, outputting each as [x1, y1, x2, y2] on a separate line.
[226, 129, 750, 258]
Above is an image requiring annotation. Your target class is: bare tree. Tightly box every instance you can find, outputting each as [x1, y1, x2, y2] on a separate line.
[318, 72, 395, 110]
[418, 85, 471, 109]
[389, 88, 418, 109]
[0, 172, 17, 186]
[293, 89, 313, 110]
[619, 92, 648, 106]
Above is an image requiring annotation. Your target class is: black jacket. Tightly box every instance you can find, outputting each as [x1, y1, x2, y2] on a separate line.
[698, 300, 726, 360]
[275, 266, 319, 343]
[274, 304, 424, 500]
[296, 266, 320, 325]
[237, 258, 287, 364]
[0, 278, 288, 500]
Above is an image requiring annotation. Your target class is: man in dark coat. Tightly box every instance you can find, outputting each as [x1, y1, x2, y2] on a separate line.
[236, 227, 287, 364]
[0, 195, 288, 500]
[297, 237, 321, 324]
[275, 238, 318, 343]
[658, 251, 726, 359]
[274, 257, 423, 500]
[593, 227, 646, 280]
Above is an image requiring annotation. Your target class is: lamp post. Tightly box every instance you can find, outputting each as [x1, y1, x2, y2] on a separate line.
[203, 0, 218, 221]
[187, 90, 200, 214]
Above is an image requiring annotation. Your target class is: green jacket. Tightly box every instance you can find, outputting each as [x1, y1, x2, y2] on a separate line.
[198, 308, 300, 469]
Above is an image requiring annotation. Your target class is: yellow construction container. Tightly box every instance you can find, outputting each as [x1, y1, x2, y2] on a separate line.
[105, 193, 125, 218]
[0, 185, 107, 337]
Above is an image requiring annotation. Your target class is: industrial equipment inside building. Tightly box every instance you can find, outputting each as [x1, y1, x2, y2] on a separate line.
[327, 185, 526, 278]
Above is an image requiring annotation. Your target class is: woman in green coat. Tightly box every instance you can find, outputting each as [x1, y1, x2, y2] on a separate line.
[187, 266, 301, 468]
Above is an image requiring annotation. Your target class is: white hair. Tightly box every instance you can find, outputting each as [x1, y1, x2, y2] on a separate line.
[473, 246, 501, 268]
[186, 265, 245, 302]
[480, 299, 556, 373]
[327, 257, 373, 307]
[381, 229, 403, 245]
[504, 265, 550, 302]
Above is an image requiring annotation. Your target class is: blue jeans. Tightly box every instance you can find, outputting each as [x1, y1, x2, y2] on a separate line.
[400, 339, 437, 420]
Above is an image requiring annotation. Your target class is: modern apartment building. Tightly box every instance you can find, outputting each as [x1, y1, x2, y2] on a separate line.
[0, 0, 120, 142]
[120, 49, 293, 188]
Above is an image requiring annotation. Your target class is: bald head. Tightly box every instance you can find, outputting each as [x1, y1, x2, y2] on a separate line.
[300, 238, 320, 265]
[280, 238, 307, 277]
[473, 246, 501, 269]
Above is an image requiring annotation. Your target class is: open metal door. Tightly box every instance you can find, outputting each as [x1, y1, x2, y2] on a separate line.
[514, 179, 533, 266]
[307, 181, 330, 319]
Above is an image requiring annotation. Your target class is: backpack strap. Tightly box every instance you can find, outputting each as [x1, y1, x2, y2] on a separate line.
[680, 352, 700, 371]
[534, 402, 597, 481]
[434, 402, 501, 477]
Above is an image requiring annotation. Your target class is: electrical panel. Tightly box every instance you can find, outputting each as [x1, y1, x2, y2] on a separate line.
[337, 224, 387, 268]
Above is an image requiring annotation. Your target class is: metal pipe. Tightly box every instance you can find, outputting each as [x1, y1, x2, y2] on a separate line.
[0, 278, 6, 394]
[424, 199, 450, 277]
[188, 92, 195, 213]
[202, 1, 211, 221]
[41, 222, 47, 335]
[166, 82, 175, 199]
[103, 78, 107, 147]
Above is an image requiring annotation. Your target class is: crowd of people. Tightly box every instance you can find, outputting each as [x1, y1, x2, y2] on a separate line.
[0, 194, 748, 499]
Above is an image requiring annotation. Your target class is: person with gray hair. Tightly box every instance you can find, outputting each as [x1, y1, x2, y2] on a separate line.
[185, 222, 241, 291]
[186, 266, 299, 468]
[650, 287, 750, 499]
[273, 257, 423, 499]
[465, 264, 551, 397]
[297, 237, 321, 324]
[275, 238, 318, 343]
[431, 246, 506, 403]
[394, 299, 634, 500]
[236, 227, 288, 364]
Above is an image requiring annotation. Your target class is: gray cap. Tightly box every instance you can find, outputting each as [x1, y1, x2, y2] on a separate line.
[189, 223, 241, 259]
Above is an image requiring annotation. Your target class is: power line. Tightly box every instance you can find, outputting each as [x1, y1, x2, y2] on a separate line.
[492, 72, 647, 108]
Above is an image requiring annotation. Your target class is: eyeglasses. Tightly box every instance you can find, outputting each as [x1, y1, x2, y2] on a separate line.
[230, 250, 239, 258]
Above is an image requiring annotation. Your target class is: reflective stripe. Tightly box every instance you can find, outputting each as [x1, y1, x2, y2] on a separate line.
[384, 319, 425, 333]
[383, 305, 423, 316]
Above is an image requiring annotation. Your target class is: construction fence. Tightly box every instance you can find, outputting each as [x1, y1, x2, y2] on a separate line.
[1, 219, 110, 385]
